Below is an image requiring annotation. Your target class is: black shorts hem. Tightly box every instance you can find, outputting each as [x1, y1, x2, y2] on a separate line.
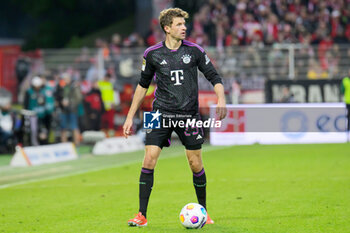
[145, 142, 164, 149]
[185, 144, 202, 150]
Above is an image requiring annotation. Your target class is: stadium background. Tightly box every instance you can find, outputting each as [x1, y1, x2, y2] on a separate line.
[1, 0, 347, 139]
[0, 0, 350, 232]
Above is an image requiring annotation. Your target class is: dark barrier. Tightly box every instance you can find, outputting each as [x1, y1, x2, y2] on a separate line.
[265, 79, 343, 103]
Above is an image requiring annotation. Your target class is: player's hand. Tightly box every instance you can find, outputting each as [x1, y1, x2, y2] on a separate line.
[216, 102, 227, 120]
[123, 118, 133, 138]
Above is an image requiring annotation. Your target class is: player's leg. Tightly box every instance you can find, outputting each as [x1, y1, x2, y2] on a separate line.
[128, 145, 161, 227]
[185, 148, 214, 224]
[128, 127, 172, 227]
[174, 122, 206, 208]
[185, 148, 206, 209]
[139, 145, 162, 216]
[175, 119, 214, 224]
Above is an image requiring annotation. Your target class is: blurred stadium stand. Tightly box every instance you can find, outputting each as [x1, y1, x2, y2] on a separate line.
[38, 43, 347, 87]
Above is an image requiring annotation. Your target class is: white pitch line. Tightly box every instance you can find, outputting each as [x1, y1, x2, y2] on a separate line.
[0, 165, 73, 182]
[0, 159, 142, 190]
[0, 146, 225, 190]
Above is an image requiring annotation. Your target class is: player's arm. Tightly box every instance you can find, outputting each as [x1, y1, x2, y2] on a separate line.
[197, 49, 227, 120]
[123, 55, 155, 138]
[197, 50, 222, 87]
[214, 83, 227, 120]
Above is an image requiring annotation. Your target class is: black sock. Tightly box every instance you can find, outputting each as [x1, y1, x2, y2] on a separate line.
[193, 168, 206, 210]
[139, 168, 154, 218]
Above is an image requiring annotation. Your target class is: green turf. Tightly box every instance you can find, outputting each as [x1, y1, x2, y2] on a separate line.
[0, 155, 11, 166]
[0, 143, 349, 233]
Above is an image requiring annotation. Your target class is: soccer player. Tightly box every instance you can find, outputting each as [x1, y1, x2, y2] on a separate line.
[123, 8, 227, 227]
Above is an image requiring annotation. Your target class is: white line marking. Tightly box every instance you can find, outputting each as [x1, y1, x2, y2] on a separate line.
[0, 146, 225, 189]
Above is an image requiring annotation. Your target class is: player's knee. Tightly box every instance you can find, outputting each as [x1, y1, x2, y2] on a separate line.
[143, 160, 156, 169]
[143, 154, 158, 169]
[188, 158, 202, 172]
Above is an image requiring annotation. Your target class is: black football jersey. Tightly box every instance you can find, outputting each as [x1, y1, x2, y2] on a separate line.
[139, 40, 222, 115]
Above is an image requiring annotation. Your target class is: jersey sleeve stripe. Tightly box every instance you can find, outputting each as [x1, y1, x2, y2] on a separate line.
[143, 42, 163, 57]
[182, 40, 205, 53]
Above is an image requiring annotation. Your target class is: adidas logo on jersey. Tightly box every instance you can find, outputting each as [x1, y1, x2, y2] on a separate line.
[196, 134, 202, 140]
[160, 60, 167, 65]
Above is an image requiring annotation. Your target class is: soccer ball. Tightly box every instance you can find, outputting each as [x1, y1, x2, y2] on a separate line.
[179, 203, 207, 229]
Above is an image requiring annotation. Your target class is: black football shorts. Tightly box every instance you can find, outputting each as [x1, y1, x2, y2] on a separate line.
[145, 114, 205, 150]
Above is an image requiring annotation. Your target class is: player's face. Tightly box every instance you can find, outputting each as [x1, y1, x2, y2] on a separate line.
[168, 17, 186, 40]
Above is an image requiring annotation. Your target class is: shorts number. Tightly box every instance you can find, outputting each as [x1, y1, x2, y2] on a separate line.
[184, 126, 199, 136]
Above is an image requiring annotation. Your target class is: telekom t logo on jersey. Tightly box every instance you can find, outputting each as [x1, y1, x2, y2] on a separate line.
[170, 70, 184, 85]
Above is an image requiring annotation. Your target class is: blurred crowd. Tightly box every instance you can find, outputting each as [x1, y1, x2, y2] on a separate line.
[186, 0, 349, 48]
[91, 0, 350, 80]
[2, 0, 350, 151]
[97, 0, 350, 50]
[0, 71, 155, 152]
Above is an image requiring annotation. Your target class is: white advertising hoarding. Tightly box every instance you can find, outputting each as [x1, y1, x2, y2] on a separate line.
[210, 103, 347, 145]
[11, 142, 78, 167]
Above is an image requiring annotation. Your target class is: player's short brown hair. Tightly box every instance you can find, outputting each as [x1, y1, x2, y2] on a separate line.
[159, 8, 189, 33]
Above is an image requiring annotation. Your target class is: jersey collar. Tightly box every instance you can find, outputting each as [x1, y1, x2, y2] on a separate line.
[163, 40, 183, 52]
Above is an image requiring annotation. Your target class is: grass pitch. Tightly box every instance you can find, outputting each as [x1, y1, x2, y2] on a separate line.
[0, 143, 349, 233]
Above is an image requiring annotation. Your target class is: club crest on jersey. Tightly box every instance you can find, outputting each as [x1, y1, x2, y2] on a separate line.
[182, 54, 191, 64]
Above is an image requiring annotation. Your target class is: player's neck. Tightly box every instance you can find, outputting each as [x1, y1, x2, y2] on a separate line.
[165, 36, 182, 50]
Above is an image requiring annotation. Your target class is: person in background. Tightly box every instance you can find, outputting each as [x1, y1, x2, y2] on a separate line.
[231, 79, 241, 104]
[98, 73, 119, 136]
[55, 73, 83, 145]
[41, 76, 55, 143]
[83, 80, 105, 131]
[0, 102, 15, 153]
[341, 71, 350, 140]
[24, 76, 46, 145]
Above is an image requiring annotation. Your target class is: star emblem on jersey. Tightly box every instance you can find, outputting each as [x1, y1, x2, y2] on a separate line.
[160, 60, 167, 65]
[182, 54, 191, 64]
